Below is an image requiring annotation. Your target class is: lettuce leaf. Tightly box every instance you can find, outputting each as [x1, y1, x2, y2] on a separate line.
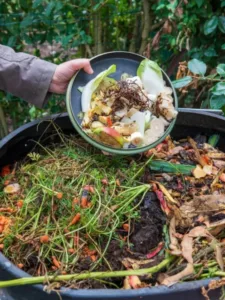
[121, 73, 132, 80]
[97, 77, 117, 92]
[81, 64, 116, 112]
[78, 77, 116, 94]
[137, 59, 165, 96]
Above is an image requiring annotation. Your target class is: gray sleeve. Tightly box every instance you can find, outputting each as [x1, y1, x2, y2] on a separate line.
[0, 45, 57, 108]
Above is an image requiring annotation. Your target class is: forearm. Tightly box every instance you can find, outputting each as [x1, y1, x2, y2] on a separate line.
[0, 45, 57, 108]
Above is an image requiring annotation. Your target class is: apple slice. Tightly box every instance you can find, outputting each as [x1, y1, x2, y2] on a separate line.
[93, 127, 125, 148]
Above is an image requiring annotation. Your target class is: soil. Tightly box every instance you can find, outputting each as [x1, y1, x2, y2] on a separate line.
[75, 191, 166, 289]
[105, 239, 125, 271]
[101, 191, 166, 273]
[130, 192, 166, 254]
[72, 190, 166, 283]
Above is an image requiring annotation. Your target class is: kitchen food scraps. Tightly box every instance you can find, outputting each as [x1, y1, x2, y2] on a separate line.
[79, 59, 178, 149]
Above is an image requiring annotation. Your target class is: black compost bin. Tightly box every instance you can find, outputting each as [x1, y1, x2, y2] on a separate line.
[0, 110, 224, 300]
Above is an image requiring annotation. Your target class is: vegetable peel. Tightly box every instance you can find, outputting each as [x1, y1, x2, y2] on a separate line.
[82, 65, 116, 113]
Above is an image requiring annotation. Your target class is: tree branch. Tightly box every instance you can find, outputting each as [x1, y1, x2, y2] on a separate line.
[166, 49, 187, 77]
[151, 19, 165, 31]
[139, 0, 151, 55]
[93, 10, 103, 55]
[129, 14, 139, 52]
[85, 44, 93, 58]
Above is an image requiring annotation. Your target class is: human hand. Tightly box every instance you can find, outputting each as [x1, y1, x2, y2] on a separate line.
[49, 59, 93, 94]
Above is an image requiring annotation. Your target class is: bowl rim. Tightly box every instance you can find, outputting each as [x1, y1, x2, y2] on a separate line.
[66, 51, 178, 155]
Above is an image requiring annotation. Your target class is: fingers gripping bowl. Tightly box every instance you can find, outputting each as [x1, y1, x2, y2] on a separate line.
[66, 52, 178, 155]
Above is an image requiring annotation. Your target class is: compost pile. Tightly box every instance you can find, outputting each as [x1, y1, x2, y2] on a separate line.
[1, 132, 225, 296]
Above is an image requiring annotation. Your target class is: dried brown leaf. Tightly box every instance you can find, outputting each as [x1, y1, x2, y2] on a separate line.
[169, 217, 181, 255]
[194, 194, 225, 210]
[188, 137, 207, 167]
[208, 152, 225, 159]
[201, 286, 210, 300]
[152, 31, 162, 49]
[187, 226, 223, 270]
[169, 217, 178, 248]
[213, 160, 225, 168]
[162, 173, 173, 182]
[202, 278, 225, 300]
[210, 223, 225, 235]
[179, 194, 225, 227]
[176, 62, 188, 80]
[145, 149, 167, 159]
[122, 257, 153, 270]
[170, 249, 182, 256]
[162, 20, 173, 34]
[203, 143, 216, 151]
[209, 278, 225, 290]
[168, 146, 184, 156]
[188, 226, 211, 238]
[215, 244, 224, 271]
[156, 182, 178, 204]
[157, 273, 169, 284]
[161, 263, 194, 286]
[181, 234, 193, 264]
[211, 168, 225, 188]
[192, 165, 207, 179]
[181, 226, 211, 264]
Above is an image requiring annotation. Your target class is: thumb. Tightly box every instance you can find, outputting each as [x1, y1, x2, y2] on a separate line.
[71, 59, 94, 74]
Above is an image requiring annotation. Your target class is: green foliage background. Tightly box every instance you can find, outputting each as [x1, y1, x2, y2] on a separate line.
[0, 0, 225, 137]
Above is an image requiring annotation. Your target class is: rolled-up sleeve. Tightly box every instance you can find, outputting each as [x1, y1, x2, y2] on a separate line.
[0, 45, 57, 108]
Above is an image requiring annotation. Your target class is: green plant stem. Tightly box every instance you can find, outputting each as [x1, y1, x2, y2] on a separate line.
[214, 271, 225, 277]
[195, 76, 225, 83]
[131, 156, 153, 181]
[0, 256, 174, 288]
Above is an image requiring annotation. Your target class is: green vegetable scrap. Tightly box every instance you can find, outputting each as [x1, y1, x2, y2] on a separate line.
[208, 134, 220, 147]
[149, 160, 195, 174]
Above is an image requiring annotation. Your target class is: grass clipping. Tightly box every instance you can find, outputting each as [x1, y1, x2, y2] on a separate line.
[0, 135, 156, 289]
